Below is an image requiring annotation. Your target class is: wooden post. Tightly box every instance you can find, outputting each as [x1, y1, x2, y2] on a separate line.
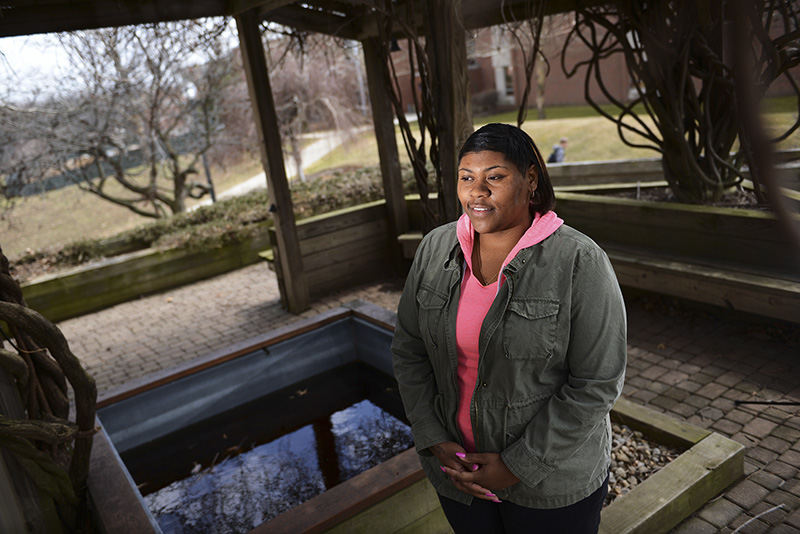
[425, 0, 473, 223]
[236, 10, 309, 313]
[361, 38, 409, 255]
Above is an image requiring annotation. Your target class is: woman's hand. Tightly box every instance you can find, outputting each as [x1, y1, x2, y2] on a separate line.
[429, 442, 503, 502]
[441, 452, 520, 501]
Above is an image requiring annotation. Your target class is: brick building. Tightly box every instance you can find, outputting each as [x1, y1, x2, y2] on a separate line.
[390, 13, 797, 117]
[391, 14, 630, 116]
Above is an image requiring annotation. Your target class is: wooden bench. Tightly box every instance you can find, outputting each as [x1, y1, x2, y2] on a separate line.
[263, 201, 393, 304]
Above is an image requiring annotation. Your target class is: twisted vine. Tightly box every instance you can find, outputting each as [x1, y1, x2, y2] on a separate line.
[0, 244, 97, 531]
[562, 1, 800, 206]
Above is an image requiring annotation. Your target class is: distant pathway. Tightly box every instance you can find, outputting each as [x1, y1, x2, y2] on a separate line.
[58, 266, 800, 533]
[195, 126, 371, 206]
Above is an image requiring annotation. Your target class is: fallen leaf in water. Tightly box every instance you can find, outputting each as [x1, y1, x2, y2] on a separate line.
[296, 389, 308, 396]
[657, 343, 666, 350]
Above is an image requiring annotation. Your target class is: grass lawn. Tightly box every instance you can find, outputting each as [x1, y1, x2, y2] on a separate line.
[1, 156, 264, 260]
[306, 100, 800, 172]
[3, 99, 797, 262]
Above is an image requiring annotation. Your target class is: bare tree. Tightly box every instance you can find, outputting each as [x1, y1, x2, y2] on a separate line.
[0, 19, 240, 218]
[263, 27, 369, 182]
[563, 1, 800, 204]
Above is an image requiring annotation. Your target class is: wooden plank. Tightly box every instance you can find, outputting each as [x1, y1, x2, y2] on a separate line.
[303, 233, 389, 273]
[263, 3, 363, 40]
[300, 218, 388, 257]
[296, 201, 387, 240]
[0, 0, 292, 37]
[236, 10, 309, 313]
[461, 0, 605, 30]
[89, 422, 158, 533]
[362, 37, 409, 260]
[608, 250, 800, 323]
[326, 478, 445, 534]
[554, 181, 667, 193]
[555, 192, 800, 278]
[599, 433, 744, 534]
[257, 447, 425, 533]
[398, 232, 424, 260]
[394, 506, 453, 534]
[611, 398, 710, 450]
[306, 250, 390, 297]
[22, 232, 272, 323]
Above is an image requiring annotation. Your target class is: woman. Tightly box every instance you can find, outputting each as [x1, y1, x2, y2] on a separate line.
[391, 123, 626, 533]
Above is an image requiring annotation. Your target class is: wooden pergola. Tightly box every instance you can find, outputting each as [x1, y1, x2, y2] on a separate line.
[1, 0, 580, 313]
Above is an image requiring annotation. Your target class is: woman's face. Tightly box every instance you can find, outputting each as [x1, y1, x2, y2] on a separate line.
[457, 150, 536, 235]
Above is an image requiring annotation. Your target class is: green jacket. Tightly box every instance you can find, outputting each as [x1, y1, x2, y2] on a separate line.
[391, 221, 627, 508]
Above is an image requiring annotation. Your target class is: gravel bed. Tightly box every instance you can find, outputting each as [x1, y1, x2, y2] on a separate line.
[605, 423, 682, 506]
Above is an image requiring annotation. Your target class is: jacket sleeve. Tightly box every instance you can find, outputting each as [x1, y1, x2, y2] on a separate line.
[391, 239, 454, 456]
[500, 245, 627, 488]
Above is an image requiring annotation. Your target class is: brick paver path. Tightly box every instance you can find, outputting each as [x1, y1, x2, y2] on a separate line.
[59, 264, 800, 533]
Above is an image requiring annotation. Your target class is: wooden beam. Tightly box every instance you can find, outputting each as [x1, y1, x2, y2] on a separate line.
[262, 3, 363, 40]
[425, 0, 473, 223]
[461, 0, 604, 30]
[236, 9, 310, 313]
[362, 37, 409, 262]
[0, 0, 293, 37]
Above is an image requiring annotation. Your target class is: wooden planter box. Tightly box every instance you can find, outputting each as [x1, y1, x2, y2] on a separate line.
[267, 200, 393, 305]
[555, 191, 799, 279]
[21, 224, 272, 323]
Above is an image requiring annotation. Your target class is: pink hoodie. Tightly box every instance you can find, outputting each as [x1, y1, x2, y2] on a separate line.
[454, 211, 563, 451]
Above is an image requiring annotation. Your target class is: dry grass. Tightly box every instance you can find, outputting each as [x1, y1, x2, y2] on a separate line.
[1, 157, 264, 261]
[3, 103, 797, 262]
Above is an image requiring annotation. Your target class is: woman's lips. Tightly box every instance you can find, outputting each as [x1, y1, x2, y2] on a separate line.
[470, 205, 493, 214]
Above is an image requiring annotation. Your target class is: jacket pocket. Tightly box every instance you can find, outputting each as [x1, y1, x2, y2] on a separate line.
[503, 392, 551, 449]
[416, 285, 448, 350]
[503, 298, 559, 360]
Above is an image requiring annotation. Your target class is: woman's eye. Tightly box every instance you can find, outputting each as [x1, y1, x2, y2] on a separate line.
[459, 175, 472, 181]
[488, 175, 503, 181]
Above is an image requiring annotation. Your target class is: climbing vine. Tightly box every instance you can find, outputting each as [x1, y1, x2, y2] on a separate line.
[0, 245, 97, 531]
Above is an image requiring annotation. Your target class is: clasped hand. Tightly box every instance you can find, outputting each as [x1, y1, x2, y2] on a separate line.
[429, 441, 520, 502]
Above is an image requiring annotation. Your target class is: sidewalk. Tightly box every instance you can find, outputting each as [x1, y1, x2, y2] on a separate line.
[58, 265, 800, 533]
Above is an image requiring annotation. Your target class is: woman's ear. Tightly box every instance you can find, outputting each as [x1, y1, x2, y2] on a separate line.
[528, 164, 538, 193]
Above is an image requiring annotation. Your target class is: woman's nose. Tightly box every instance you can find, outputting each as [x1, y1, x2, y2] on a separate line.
[471, 179, 490, 197]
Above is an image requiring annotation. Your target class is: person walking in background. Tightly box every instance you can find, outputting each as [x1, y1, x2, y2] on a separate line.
[547, 137, 568, 163]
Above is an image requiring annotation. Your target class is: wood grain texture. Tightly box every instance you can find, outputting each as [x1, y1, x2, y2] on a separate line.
[599, 432, 744, 534]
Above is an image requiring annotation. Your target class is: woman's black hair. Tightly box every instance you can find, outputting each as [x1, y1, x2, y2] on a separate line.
[458, 123, 556, 215]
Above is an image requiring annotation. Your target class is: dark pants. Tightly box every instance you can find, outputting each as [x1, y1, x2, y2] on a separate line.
[437, 476, 608, 534]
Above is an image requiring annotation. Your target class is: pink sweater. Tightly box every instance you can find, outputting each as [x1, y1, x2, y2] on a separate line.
[454, 211, 564, 451]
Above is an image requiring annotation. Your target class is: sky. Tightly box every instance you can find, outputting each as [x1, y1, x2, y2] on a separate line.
[0, 34, 71, 97]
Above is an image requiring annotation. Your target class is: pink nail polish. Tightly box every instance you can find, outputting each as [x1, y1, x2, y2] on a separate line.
[472, 464, 480, 471]
[455, 452, 466, 458]
[440, 466, 446, 472]
[493, 498, 502, 503]
[484, 492, 496, 498]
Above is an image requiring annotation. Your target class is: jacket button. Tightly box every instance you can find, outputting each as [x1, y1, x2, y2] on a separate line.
[482, 382, 488, 388]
